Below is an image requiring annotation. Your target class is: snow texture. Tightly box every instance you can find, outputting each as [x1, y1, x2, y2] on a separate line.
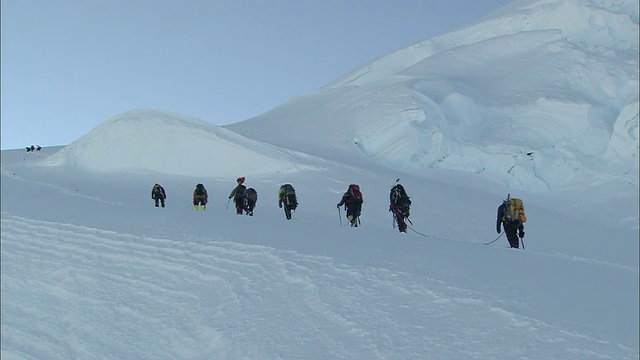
[2, 0, 638, 359]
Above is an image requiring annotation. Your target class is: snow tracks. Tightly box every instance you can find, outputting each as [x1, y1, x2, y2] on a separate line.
[2, 213, 635, 359]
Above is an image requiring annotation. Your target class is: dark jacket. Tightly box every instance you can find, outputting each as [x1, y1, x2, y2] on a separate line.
[152, 185, 166, 199]
[193, 185, 208, 202]
[390, 185, 411, 212]
[337, 191, 363, 208]
[496, 203, 524, 234]
[229, 184, 246, 201]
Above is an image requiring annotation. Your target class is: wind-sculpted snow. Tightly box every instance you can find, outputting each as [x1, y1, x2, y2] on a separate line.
[327, 0, 638, 89]
[2, 213, 636, 359]
[44, 110, 325, 177]
[227, 0, 638, 191]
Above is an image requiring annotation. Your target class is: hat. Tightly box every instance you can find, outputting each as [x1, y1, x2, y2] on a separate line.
[237, 177, 245, 184]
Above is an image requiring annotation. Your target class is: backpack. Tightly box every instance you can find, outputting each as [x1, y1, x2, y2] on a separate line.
[348, 184, 363, 203]
[195, 183, 206, 196]
[279, 184, 297, 207]
[502, 198, 527, 223]
[391, 184, 411, 211]
[281, 184, 296, 196]
[245, 188, 258, 202]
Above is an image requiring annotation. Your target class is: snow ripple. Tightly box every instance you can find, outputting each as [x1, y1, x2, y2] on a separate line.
[2, 214, 635, 359]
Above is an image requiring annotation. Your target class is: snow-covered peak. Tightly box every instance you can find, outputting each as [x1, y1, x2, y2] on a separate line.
[327, 0, 638, 89]
[46, 109, 322, 177]
[229, 0, 639, 192]
[36, 0, 638, 192]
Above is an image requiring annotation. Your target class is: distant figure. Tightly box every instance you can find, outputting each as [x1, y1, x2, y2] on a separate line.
[228, 177, 247, 215]
[36, 145, 42, 151]
[243, 188, 258, 216]
[30, 145, 35, 152]
[337, 184, 363, 227]
[278, 184, 298, 220]
[26, 146, 32, 152]
[151, 183, 166, 208]
[193, 183, 208, 211]
[389, 182, 412, 233]
[496, 195, 526, 248]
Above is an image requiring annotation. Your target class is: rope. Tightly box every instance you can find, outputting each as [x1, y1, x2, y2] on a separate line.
[483, 233, 504, 245]
[406, 224, 503, 247]
[407, 225, 434, 238]
[406, 224, 455, 241]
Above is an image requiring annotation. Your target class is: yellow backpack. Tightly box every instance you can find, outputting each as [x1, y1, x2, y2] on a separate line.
[503, 198, 527, 223]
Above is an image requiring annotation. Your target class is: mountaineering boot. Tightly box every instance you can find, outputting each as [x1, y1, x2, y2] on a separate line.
[194, 205, 198, 211]
[200, 205, 206, 211]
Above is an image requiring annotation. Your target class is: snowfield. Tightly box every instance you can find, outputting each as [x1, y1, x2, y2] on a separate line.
[2, 0, 638, 359]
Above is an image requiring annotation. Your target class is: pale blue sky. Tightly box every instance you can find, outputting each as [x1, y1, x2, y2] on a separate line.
[1, 0, 511, 150]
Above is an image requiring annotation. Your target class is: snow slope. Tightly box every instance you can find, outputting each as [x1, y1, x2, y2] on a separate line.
[1, 0, 638, 358]
[228, 0, 639, 192]
[2, 129, 638, 359]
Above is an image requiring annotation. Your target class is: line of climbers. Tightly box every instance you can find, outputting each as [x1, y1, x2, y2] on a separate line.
[152, 177, 291, 218]
[151, 179, 526, 248]
[25, 145, 42, 152]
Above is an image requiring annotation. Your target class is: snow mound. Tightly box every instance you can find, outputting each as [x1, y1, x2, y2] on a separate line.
[45, 110, 323, 177]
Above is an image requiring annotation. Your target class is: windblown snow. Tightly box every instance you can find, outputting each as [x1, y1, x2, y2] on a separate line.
[1, 0, 638, 359]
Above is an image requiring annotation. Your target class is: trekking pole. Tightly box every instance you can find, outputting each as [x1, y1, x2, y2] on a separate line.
[337, 207, 342, 226]
[226, 198, 230, 211]
[521, 237, 526, 250]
